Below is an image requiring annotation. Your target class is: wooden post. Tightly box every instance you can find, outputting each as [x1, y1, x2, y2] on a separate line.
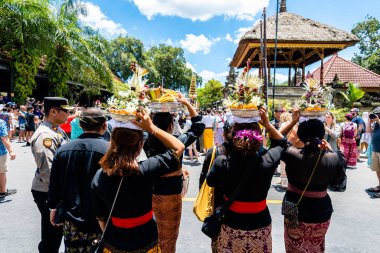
[320, 49, 325, 84]
[294, 67, 297, 86]
[268, 61, 271, 85]
[259, 65, 262, 79]
[302, 62, 306, 83]
[302, 49, 306, 82]
[288, 66, 291, 86]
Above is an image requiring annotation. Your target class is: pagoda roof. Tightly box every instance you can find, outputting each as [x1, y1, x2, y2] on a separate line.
[311, 54, 380, 91]
[231, 11, 359, 68]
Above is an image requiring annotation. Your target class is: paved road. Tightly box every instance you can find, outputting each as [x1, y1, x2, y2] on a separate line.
[1, 142, 380, 252]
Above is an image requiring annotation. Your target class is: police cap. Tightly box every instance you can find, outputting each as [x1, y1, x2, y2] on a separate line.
[44, 97, 74, 110]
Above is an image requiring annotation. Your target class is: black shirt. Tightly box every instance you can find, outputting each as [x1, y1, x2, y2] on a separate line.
[26, 112, 35, 127]
[282, 146, 347, 223]
[206, 139, 286, 230]
[91, 150, 180, 251]
[143, 115, 205, 195]
[47, 133, 110, 232]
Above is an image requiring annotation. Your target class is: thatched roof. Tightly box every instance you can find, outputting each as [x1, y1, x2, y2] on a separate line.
[231, 11, 359, 68]
[241, 12, 359, 43]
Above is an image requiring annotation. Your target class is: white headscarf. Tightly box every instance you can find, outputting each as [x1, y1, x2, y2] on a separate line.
[230, 115, 261, 124]
[108, 119, 142, 131]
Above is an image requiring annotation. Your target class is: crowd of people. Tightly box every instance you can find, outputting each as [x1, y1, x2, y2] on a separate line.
[0, 94, 380, 253]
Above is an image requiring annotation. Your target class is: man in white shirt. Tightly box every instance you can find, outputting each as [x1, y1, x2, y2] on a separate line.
[201, 108, 216, 152]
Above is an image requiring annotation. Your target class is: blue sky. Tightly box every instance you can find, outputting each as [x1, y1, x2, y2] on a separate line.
[79, 0, 380, 84]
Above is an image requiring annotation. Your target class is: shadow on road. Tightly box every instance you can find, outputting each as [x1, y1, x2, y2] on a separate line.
[0, 198, 12, 204]
[272, 185, 287, 193]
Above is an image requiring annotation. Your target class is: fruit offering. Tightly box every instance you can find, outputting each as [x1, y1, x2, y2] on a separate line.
[297, 79, 329, 112]
[147, 87, 179, 103]
[224, 61, 264, 112]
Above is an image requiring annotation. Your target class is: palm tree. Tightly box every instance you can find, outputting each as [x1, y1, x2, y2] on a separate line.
[339, 82, 365, 107]
[0, 0, 53, 103]
[46, 1, 113, 96]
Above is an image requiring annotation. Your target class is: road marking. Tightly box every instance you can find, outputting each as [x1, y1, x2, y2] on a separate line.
[182, 198, 282, 204]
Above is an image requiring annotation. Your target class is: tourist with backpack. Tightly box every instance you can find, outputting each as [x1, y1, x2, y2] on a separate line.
[340, 113, 358, 168]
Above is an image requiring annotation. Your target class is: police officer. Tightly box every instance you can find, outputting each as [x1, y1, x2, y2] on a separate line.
[31, 97, 73, 253]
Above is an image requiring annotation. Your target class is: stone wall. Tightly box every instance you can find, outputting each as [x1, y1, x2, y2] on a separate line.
[267, 86, 304, 102]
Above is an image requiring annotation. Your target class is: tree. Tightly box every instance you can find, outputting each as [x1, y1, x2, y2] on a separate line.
[352, 16, 380, 74]
[0, 0, 53, 103]
[339, 82, 365, 107]
[46, 1, 113, 96]
[106, 36, 145, 82]
[196, 79, 224, 108]
[144, 44, 199, 92]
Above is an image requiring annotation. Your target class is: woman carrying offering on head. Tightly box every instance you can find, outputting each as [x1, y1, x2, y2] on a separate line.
[281, 119, 347, 253]
[91, 109, 185, 253]
[143, 93, 205, 253]
[205, 108, 295, 253]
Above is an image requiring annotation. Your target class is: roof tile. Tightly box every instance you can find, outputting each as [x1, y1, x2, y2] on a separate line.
[311, 54, 380, 88]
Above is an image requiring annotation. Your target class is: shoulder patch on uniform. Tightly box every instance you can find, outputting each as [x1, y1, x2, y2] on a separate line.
[43, 138, 53, 148]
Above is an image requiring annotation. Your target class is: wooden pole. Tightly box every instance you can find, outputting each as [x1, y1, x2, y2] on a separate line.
[302, 62, 305, 82]
[294, 66, 297, 86]
[263, 8, 268, 105]
[320, 49, 325, 84]
[288, 66, 291, 86]
[259, 65, 262, 79]
[302, 49, 306, 82]
[268, 61, 271, 85]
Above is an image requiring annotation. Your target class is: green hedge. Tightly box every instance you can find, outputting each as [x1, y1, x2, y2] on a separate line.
[329, 108, 350, 123]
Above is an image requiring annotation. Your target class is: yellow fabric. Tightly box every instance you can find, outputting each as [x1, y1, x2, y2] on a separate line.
[203, 128, 214, 150]
[193, 147, 217, 222]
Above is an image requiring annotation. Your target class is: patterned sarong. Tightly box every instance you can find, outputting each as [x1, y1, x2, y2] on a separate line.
[152, 194, 182, 253]
[203, 129, 214, 150]
[217, 224, 272, 253]
[63, 220, 100, 253]
[341, 138, 357, 166]
[284, 220, 330, 253]
[214, 128, 224, 146]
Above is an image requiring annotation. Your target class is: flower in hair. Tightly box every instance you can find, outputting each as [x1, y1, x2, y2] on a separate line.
[234, 129, 263, 142]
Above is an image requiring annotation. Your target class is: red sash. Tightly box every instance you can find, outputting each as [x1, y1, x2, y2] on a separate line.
[111, 210, 153, 229]
[225, 198, 267, 214]
[287, 183, 327, 198]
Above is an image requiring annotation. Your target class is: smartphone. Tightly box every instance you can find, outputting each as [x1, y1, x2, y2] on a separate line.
[369, 114, 378, 119]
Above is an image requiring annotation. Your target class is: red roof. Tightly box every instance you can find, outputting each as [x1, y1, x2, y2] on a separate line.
[311, 54, 380, 88]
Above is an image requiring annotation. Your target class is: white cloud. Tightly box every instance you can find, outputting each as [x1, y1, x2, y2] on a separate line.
[180, 34, 213, 54]
[226, 57, 232, 63]
[213, 37, 222, 43]
[225, 33, 233, 42]
[199, 70, 229, 84]
[186, 62, 196, 72]
[233, 20, 260, 44]
[132, 0, 269, 21]
[165, 38, 173, 45]
[234, 26, 251, 44]
[80, 2, 127, 38]
[274, 73, 288, 83]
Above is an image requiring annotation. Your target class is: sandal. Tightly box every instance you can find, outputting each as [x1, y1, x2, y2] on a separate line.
[367, 186, 380, 192]
[0, 189, 17, 197]
[373, 192, 380, 198]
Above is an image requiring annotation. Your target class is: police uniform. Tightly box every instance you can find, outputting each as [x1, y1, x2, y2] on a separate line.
[31, 97, 72, 253]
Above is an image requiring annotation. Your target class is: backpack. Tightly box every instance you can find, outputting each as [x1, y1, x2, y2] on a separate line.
[343, 122, 355, 139]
